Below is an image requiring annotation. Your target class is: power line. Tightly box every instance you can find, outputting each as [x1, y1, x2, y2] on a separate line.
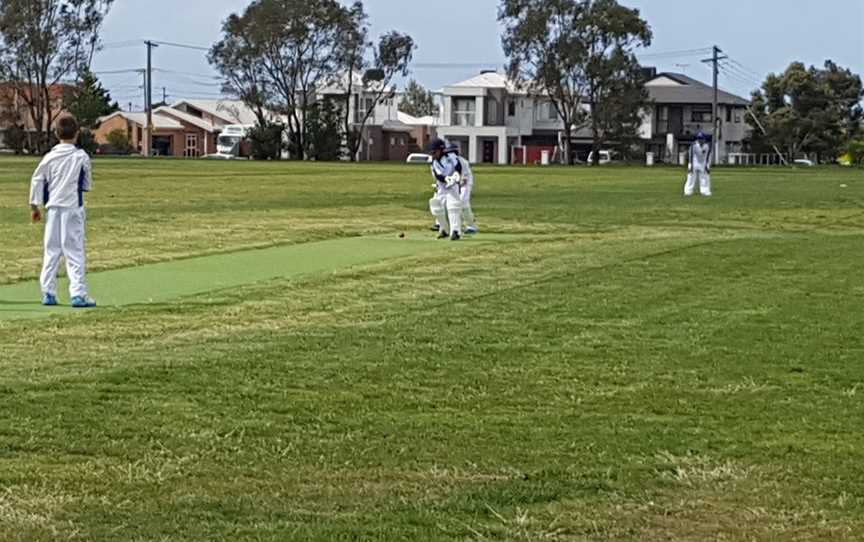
[151, 40, 211, 52]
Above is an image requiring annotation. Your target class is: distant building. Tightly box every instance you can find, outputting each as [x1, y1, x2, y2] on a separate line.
[92, 100, 266, 157]
[434, 70, 750, 164]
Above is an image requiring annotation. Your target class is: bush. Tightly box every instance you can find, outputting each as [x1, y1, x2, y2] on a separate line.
[249, 123, 284, 160]
[105, 129, 131, 153]
[2, 125, 26, 154]
[847, 140, 864, 167]
[77, 128, 98, 154]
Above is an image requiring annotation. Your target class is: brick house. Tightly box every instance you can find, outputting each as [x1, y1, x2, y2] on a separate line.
[92, 100, 264, 156]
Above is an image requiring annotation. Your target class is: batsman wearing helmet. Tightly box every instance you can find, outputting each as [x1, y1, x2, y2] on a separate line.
[427, 138, 463, 240]
[684, 131, 713, 197]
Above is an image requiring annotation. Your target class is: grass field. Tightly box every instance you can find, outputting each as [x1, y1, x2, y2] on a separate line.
[1, 156, 863, 541]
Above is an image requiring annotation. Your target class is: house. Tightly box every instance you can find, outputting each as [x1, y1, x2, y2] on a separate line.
[92, 99, 266, 156]
[436, 71, 529, 164]
[641, 72, 750, 163]
[0, 83, 72, 150]
[317, 73, 436, 161]
[435, 70, 750, 164]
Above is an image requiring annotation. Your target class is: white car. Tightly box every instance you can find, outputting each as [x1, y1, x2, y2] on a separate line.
[587, 150, 617, 165]
[406, 153, 432, 164]
[793, 158, 815, 167]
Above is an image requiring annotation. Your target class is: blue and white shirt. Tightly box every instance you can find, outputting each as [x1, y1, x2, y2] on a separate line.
[689, 141, 712, 173]
[29, 144, 92, 208]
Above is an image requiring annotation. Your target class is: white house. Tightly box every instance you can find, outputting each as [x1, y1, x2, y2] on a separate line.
[435, 70, 750, 164]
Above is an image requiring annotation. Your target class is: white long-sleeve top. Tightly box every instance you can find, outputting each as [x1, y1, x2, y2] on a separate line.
[29, 144, 92, 208]
[430, 153, 463, 195]
[689, 141, 712, 173]
[456, 156, 474, 187]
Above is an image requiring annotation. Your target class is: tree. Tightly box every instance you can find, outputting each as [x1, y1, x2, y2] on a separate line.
[340, 31, 414, 161]
[305, 98, 342, 160]
[208, 12, 274, 128]
[499, 0, 651, 165]
[249, 122, 284, 160]
[331, 3, 414, 162]
[747, 61, 863, 162]
[399, 80, 438, 118]
[209, 0, 355, 160]
[0, 0, 114, 153]
[65, 68, 117, 128]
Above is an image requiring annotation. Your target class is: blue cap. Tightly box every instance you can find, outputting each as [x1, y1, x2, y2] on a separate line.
[696, 131, 708, 141]
[427, 138, 446, 152]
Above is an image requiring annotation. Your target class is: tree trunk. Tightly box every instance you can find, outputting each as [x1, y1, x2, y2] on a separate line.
[562, 126, 572, 165]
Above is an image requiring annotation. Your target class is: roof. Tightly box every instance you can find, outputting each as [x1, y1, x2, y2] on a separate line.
[381, 119, 414, 133]
[450, 71, 509, 89]
[171, 99, 261, 125]
[319, 72, 394, 95]
[397, 111, 438, 126]
[645, 73, 749, 106]
[154, 106, 217, 132]
[99, 111, 184, 130]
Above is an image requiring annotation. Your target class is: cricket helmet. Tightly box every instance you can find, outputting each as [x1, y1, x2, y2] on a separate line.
[427, 138, 447, 153]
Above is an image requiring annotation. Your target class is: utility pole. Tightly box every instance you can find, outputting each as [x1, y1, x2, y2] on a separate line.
[702, 45, 727, 165]
[162, 87, 167, 104]
[144, 40, 159, 157]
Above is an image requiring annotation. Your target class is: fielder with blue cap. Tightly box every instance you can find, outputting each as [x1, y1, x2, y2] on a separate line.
[684, 131, 713, 197]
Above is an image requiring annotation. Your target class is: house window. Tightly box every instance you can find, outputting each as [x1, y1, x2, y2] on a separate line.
[451, 98, 476, 126]
[536, 101, 557, 121]
[734, 110, 742, 123]
[508, 101, 516, 117]
[725, 106, 732, 123]
[390, 136, 396, 146]
[691, 106, 713, 123]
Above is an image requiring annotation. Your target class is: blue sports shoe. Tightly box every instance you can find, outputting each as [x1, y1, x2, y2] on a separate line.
[42, 293, 58, 306]
[70, 296, 97, 308]
[466, 226, 479, 234]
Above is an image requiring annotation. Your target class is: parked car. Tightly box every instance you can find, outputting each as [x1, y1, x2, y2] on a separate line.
[586, 150, 618, 165]
[793, 158, 815, 167]
[406, 153, 432, 164]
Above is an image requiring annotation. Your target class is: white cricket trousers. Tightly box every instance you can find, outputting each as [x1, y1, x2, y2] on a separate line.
[461, 182, 476, 228]
[684, 170, 712, 196]
[41, 207, 89, 298]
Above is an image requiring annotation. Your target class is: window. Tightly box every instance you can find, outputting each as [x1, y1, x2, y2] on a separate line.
[726, 106, 732, 123]
[536, 101, 558, 122]
[507, 101, 516, 117]
[390, 136, 396, 146]
[451, 98, 476, 126]
[691, 106, 712, 123]
[734, 110, 742, 123]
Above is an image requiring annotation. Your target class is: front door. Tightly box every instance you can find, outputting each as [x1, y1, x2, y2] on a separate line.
[670, 107, 684, 136]
[185, 133, 199, 157]
[482, 140, 495, 163]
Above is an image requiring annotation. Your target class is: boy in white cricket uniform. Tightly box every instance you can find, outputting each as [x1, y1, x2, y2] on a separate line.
[29, 115, 97, 308]
[427, 138, 463, 241]
[445, 144, 478, 234]
[684, 131, 712, 197]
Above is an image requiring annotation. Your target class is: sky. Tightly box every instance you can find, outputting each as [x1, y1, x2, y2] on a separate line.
[91, 0, 864, 111]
